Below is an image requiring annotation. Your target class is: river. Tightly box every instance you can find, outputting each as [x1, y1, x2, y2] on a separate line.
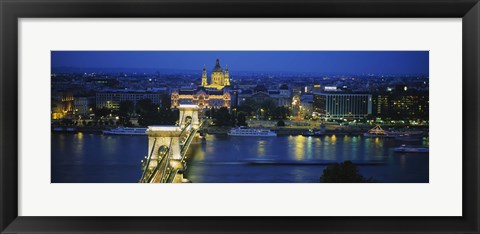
[51, 133, 429, 183]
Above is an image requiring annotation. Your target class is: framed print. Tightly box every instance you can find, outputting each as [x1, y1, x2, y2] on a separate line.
[1, 0, 479, 233]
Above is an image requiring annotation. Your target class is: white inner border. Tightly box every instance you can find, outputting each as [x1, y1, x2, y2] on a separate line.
[18, 19, 462, 216]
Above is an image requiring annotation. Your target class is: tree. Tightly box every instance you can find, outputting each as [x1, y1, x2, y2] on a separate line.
[320, 161, 374, 183]
[205, 108, 217, 119]
[260, 99, 277, 119]
[239, 99, 259, 116]
[61, 118, 73, 126]
[136, 104, 178, 127]
[136, 99, 157, 116]
[93, 107, 111, 118]
[161, 94, 172, 109]
[214, 107, 233, 126]
[119, 100, 134, 117]
[277, 120, 285, 127]
[272, 106, 289, 120]
[236, 112, 248, 126]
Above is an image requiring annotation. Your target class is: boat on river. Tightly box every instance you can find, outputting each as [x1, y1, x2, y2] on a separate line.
[303, 124, 326, 136]
[228, 126, 277, 137]
[364, 125, 424, 138]
[363, 125, 389, 137]
[103, 127, 147, 135]
[394, 145, 429, 153]
[52, 127, 77, 133]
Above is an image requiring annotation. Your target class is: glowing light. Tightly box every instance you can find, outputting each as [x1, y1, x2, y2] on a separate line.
[293, 136, 306, 160]
[331, 135, 337, 143]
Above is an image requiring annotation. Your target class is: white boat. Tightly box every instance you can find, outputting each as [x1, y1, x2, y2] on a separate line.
[228, 126, 277, 137]
[394, 145, 429, 153]
[52, 127, 77, 133]
[103, 127, 147, 135]
[303, 129, 326, 136]
[303, 124, 327, 136]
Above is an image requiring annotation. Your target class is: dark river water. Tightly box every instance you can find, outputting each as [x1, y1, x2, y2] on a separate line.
[51, 133, 429, 183]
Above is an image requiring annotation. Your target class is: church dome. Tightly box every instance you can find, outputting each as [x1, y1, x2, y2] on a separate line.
[212, 58, 223, 72]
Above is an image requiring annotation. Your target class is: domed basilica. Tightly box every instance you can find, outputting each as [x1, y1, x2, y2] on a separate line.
[171, 58, 231, 109]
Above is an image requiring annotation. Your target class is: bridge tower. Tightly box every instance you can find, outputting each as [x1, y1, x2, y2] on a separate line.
[140, 104, 201, 183]
[143, 126, 186, 183]
[178, 104, 200, 129]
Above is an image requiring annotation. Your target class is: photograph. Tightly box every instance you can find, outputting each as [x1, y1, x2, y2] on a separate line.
[3, 0, 478, 232]
[51, 51, 429, 183]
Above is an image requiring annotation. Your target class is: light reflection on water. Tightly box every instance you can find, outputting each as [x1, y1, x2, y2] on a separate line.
[51, 133, 429, 183]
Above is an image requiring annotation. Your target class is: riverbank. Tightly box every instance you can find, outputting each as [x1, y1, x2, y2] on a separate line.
[201, 123, 428, 136]
[53, 123, 427, 137]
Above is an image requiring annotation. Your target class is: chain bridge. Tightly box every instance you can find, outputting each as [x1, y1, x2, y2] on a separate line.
[139, 104, 201, 183]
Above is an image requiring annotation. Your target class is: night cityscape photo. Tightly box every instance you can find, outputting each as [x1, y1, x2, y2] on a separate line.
[51, 51, 429, 183]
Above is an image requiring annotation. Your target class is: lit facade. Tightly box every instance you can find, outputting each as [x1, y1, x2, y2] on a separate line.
[73, 97, 94, 116]
[372, 91, 429, 120]
[313, 92, 372, 120]
[51, 93, 74, 119]
[96, 91, 162, 109]
[171, 88, 231, 109]
[237, 84, 291, 107]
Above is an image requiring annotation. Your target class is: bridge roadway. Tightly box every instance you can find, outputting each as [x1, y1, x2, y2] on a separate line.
[140, 120, 201, 183]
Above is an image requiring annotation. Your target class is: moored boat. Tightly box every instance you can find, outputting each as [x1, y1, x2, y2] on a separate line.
[103, 127, 147, 135]
[364, 125, 424, 138]
[303, 124, 327, 136]
[52, 127, 77, 133]
[394, 145, 429, 153]
[228, 126, 277, 137]
[394, 135, 424, 141]
[364, 125, 389, 137]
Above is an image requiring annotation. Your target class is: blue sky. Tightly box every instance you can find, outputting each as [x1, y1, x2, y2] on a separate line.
[51, 51, 429, 75]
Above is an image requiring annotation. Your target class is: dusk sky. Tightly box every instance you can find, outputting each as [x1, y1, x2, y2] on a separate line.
[51, 51, 429, 75]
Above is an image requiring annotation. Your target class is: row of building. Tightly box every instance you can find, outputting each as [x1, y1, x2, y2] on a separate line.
[52, 59, 428, 121]
[51, 90, 165, 119]
[169, 58, 428, 120]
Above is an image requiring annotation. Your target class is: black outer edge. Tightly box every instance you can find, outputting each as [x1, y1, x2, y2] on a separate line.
[0, 0, 479, 233]
[0, 0, 478, 18]
[0, 0, 19, 234]
[463, 2, 480, 233]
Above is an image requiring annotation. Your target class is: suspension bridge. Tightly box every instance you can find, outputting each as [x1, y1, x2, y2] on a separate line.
[139, 104, 201, 183]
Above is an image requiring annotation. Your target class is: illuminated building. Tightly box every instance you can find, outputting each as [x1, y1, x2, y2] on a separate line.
[300, 94, 314, 117]
[51, 93, 74, 119]
[313, 92, 372, 120]
[96, 91, 162, 109]
[171, 58, 231, 109]
[171, 88, 231, 109]
[201, 58, 230, 90]
[73, 97, 94, 116]
[372, 90, 428, 120]
[372, 94, 390, 117]
[237, 84, 291, 107]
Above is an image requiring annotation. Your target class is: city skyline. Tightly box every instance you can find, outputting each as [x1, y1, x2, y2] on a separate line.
[51, 50, 429, 184]
[52, 51, 429, 76]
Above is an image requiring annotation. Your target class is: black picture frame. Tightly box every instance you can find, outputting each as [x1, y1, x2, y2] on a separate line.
[1, 0, 479, 233]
